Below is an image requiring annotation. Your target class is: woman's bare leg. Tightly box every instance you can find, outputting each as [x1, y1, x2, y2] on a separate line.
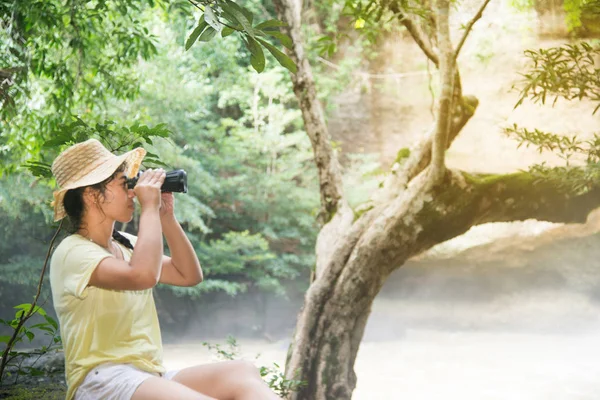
[131, 377, 217, 400]
[172, 360, 281, 400]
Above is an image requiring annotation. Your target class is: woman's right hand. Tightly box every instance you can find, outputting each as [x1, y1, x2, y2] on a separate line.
[133, 169, 166, 211]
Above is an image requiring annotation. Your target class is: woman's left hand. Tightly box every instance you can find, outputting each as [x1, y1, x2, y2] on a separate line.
[160, 192, 175, 219]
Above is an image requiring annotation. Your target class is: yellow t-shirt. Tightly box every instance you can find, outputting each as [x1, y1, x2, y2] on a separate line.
[50, 232, 165, 400]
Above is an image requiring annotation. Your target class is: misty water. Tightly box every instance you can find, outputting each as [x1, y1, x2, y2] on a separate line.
[163, 221, 600, 399]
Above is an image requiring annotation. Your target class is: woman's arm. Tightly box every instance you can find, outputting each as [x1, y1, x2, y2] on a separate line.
[89, 169, 165, 291]
[158, 193, 203, 287]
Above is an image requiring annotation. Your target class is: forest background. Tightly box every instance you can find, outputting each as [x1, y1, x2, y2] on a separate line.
[1, 0, 600, 399]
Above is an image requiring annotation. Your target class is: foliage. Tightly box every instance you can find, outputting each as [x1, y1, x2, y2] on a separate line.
[0, 304, 61, 384]
[203, 336, 306, 397]
[564, 0, 600, 32]
[102, 19, 319, 298]
[26, 118, 172, 179]
[310, 0, 405, 58]
[505, 124, 600, 193]
[515, 43, 600, 113]
[343, 153, 383, 208]
[508, 39, 600, 196]
[260, 362, 307, 398]
[0, 384, 65, 400]
[0, 0, 294, 174]
[0, 0, 162, 172]
[183, 0, 296, 73]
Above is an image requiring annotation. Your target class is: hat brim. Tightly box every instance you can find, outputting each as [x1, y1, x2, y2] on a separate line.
[52, 147, 146, 221]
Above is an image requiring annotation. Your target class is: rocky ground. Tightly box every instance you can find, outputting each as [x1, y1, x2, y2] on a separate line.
[0, 351, 66, 399]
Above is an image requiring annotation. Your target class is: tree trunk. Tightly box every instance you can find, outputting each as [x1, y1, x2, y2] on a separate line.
[271, 1, 594, 399]
[288, 170, 600, 400]
[272, 0, 345, 224]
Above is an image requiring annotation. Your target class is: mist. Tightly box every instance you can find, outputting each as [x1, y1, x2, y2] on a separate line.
[163, 217, 600, 399]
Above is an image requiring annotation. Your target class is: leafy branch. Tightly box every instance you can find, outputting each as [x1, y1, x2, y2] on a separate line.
[505, 124, 600, 194]
[515, 42, 600, 113]
[184, 0, 296, 73]
[0, 221, 63, 383]
[23, 119, 174, 179]
[202, 336, 306, 398]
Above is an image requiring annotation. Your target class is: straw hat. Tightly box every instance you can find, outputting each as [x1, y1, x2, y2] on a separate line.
[51, 139, 146, 221]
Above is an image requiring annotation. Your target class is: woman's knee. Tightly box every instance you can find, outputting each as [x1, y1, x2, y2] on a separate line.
[229, 360, 261, 379]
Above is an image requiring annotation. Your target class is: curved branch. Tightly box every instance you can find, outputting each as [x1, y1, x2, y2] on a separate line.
[272, 0, 345, 223]
[370, 95, 478, 206]
[386, 0, 439, 66]
[454, 0, 492, 60]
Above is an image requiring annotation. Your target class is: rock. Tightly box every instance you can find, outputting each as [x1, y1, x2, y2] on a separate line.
[2, 350, 66, 392]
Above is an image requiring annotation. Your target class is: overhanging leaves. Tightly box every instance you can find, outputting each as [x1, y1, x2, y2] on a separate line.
[246, 37, 266, 73]
[257, 37, 297, 73]
[186, 19, 209, 50]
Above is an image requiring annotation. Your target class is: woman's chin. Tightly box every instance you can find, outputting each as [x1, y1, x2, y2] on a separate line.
[117, 213, 134, 223]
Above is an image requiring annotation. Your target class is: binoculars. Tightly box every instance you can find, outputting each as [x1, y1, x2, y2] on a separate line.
[126, 169, 188, 193]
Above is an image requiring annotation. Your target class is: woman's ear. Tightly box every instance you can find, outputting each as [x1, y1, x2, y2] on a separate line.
[82, 187, 99, 207]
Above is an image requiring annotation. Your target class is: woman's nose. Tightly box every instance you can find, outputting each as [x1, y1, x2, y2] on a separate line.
[128, 189, 136, 198]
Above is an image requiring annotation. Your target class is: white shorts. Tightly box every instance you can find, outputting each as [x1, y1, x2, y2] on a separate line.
[74, 363, 180, 400]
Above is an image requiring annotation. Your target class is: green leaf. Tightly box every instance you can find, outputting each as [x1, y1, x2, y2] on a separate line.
[30, 325, 54, 334]
[246, 37, 265, 73]
[199, 26, 217, 42]
[226, 1, 254, 24]
[29, 368, 45, 376]
[256, 38, 297, 73]
[260, 31, 293, 50]
[25, 331, 35, 342]
[185, 19, 209, 51]
[204, 5, 222, 33]
[0, 335, 11, 343]
[145, 152, 160, 159]
[44, 315, 59, 330]
[14, 303, 33, 312]
[22, 161, 53, 178]
[221, 2, 254, 38]
[222, 26, 235, 37]
[254, 19, 287, 30]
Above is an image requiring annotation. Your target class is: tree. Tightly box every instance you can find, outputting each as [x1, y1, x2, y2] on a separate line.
[270, 0, 600, 398]
[0, 0, 296, 174]
[0, 0, 163, 172]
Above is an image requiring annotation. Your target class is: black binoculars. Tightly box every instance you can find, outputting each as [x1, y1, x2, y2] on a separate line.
[126, 169, 188, 193]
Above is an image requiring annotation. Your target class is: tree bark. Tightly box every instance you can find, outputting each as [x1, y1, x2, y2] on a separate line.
[271, 2, 592, 400]
[272, 0, 345, 224]
[429, 0, 453, 182]
[273, 0, 355, 282]
[287, 169, 600, 400]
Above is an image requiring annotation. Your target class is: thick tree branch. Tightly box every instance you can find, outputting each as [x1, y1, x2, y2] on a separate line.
[470, 172, 600, 225]
[454, 0, 492, 60]
[406, 170, 600, 256]
[359, 168, 600, 290]
[430, 0, 454, 183]
[272, 0, 345, 223]
[401, 16, 439, 67]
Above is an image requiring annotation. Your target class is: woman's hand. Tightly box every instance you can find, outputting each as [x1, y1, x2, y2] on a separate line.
[160, 192, 175, 219]
[134, 169, 166, 212]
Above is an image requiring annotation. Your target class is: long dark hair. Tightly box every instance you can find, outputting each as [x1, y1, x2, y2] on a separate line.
[63, 162, 134, 250]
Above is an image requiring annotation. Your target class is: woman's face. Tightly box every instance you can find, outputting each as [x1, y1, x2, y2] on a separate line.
[94, 172, 136, 222]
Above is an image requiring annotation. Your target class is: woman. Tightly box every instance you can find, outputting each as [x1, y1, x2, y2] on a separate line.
[49, 139, 280, 400]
